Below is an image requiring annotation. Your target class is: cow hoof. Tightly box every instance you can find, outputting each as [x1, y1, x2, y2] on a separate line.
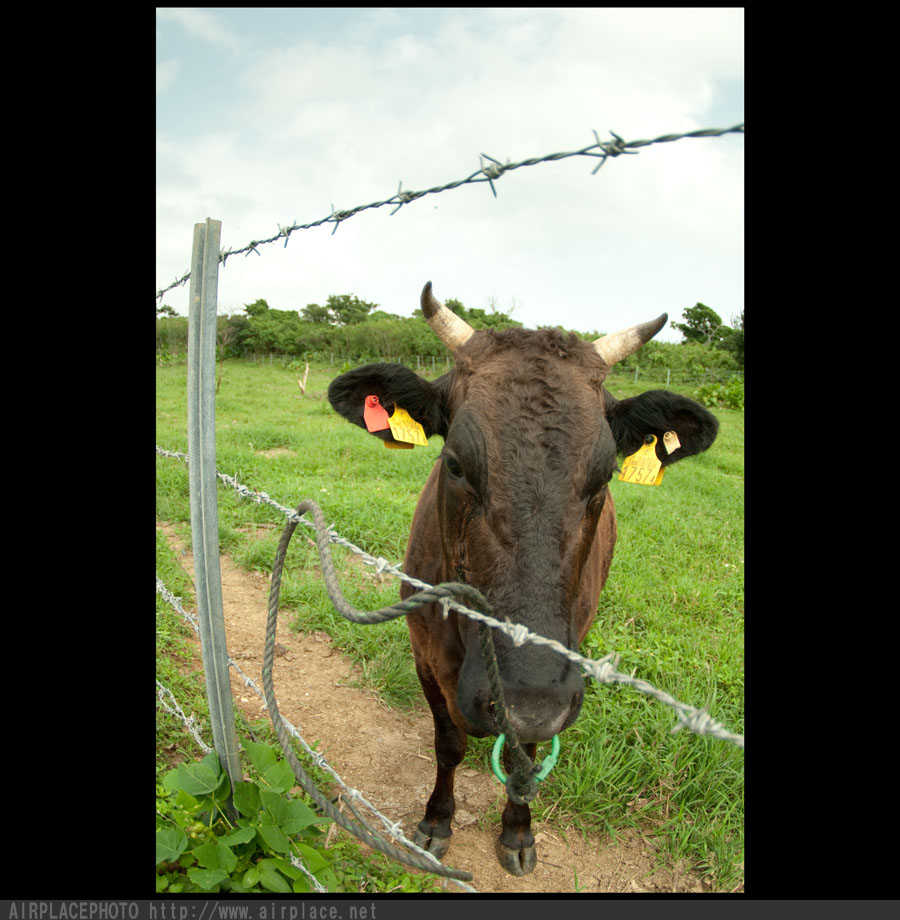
[413, 823, 452, 860]
[497, 841, 537, 876]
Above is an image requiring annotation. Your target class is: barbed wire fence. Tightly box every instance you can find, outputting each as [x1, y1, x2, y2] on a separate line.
[156, 123, 743, 890]
[155, 443, 741, 890]
[155, 577, 475, 892]
[156, 446, 743, 749]
[155, 124, 743, 304]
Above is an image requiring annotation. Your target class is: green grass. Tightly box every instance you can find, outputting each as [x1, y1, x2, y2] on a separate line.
[156, 357, 744, 890]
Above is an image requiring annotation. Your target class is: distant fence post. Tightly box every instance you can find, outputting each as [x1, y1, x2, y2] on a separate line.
[187, 218, 241, 804]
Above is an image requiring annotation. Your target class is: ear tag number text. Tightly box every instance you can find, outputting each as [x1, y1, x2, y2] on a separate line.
[387, 405, 428, 447]
[619, 434, 664, 486]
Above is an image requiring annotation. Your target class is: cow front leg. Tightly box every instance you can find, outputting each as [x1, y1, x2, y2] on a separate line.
[412, 667, 468, 859]
[497, 742, 538, 875]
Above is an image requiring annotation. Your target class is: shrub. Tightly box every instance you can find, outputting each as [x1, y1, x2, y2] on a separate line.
[695, 376, 744, 410]
[156, 742, 337, 893]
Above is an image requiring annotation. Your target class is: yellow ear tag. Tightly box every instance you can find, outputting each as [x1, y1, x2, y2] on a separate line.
[386, 405, 428, 447]
[619, 435, 664, 486]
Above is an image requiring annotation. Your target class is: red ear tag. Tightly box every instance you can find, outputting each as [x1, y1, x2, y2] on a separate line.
[363, 395, 391, 432]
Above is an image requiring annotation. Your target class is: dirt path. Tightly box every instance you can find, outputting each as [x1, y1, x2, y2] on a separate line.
[158, 522, 717, 894]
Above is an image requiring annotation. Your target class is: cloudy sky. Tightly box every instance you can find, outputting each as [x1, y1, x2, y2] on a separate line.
[156, 8, 743, 342]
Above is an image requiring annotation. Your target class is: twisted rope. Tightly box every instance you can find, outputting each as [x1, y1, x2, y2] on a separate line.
[157, 572, 477, 890]
[263, 498, 548, 880]
[297, 499, 540, 801]
[157, 445, 744, 748]
[475, 624, 541, 804]
[263, 501, 474, 882]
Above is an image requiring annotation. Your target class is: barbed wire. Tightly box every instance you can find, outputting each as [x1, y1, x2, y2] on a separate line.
[156, 678, 212, 755]
[156, 446, 743, 748]
[155, 677, 329, 892]
[155, 573, 477, 891]
[155, 123, 743, 303]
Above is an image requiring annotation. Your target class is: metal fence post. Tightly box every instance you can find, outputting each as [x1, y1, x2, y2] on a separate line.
[187, 218, 242, 801]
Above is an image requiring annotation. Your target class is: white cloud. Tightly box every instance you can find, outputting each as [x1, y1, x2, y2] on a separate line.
[156, 8, 241, 49]
[156, 9, 743, 340]
[156, 59, 180, 94]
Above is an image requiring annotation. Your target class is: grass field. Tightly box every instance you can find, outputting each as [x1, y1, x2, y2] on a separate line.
[156, 356, 744, 890]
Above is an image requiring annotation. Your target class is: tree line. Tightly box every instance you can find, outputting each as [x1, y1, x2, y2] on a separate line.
[156, 293, 743, 372]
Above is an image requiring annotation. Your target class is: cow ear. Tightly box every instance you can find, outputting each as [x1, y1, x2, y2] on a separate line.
[604, 389, 719, 466]
[327, 363, 451, 441]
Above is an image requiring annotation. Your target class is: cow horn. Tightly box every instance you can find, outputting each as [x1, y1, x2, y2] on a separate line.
[593, 313, 668, 366]
[421, 281, 475, 351]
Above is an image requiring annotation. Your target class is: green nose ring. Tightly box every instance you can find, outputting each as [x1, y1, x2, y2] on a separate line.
[491, 733, 560, 784]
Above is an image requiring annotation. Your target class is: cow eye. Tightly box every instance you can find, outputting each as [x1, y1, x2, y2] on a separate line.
[586, 470, 613, 499]
[443, 453, 464, 479]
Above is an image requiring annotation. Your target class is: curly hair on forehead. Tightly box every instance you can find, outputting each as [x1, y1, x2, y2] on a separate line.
[453, 326, 611, 383]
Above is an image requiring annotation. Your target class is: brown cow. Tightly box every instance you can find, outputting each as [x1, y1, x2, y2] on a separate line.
[327, 282, 719, 875]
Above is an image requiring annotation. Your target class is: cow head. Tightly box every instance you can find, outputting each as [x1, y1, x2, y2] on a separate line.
[328, 283, 719, 742]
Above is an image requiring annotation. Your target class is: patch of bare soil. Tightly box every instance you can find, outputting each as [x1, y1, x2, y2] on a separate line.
[158, 522, 719, 894]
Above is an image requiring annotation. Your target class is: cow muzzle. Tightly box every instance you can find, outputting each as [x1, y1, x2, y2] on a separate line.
[456, 635, 585, 742]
